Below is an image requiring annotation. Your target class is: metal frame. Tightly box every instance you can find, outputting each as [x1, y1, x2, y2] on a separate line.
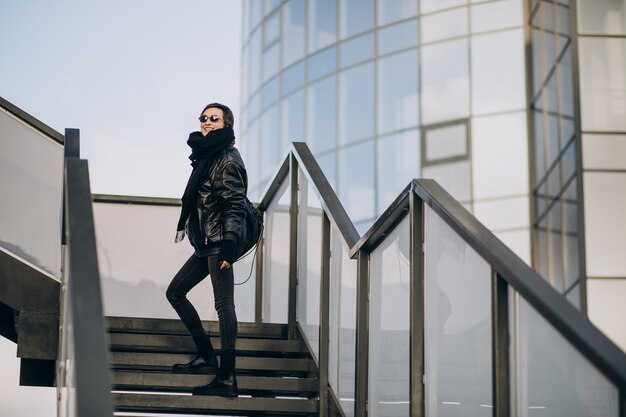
[62, 148, 114, 416]
[256, 143, 626, 417]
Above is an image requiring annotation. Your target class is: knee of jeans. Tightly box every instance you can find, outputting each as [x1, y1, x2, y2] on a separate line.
[215, 297, 235, 315]
[166, 286, 184, 306]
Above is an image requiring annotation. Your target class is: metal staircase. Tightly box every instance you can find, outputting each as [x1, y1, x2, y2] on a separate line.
[108, 317, 320, 416]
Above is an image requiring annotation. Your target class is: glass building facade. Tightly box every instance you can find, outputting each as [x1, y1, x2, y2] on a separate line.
[239, 0, 626, 350]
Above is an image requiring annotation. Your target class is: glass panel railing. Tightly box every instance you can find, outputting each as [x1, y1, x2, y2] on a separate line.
[511, 295, 619, 417]
[262, 179, 291, 323]
[93, 198, 258, 321]
[297, 168, 323, 360]
[0, 107, 63, 277]
[330, 229, 358, 417]
[368, 215, 411, 417]
[424, 205, 493, 417]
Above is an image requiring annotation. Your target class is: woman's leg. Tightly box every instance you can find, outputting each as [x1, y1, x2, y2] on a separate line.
[207, 253, 238, 375]
[166, 254, 216, 364]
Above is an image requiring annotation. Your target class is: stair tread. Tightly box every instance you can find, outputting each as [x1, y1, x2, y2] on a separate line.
[110, 352, 315, 372]
[108, 333, 305, 353]
[113, 371, 317, 394]
[107, 317, 286, 339]
[114, 392, 319, 414]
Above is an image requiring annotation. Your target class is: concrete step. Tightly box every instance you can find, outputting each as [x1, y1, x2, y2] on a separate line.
[113, 371, 318, 397]
[107, 316, 287, 339]
[108, 332, 306, 356]
[114, 392, 319, 416]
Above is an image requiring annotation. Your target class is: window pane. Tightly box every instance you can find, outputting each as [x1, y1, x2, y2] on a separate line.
[340, 32, 375, 68]
[425, 123, 467, 161]
[307, 76, 337, 154]
[282, 0, 306, 67]
[369, 216, 410, 417]
[579, 37, 626, 131]
[422, 160, 472, 202]
[263, 42, 280, 82]
[471, 29, 526, 114]
[262, 76, 279, 108]
[421, 7, 468, 44]
[377, 49, 419, 134]
[514, 296, 619, 417]
[421, 39, 470, 124]
[471, 0, 523, 33]
[339, 62, 375, 145]
[263, 11, 280, 48]
[584, 172, 626, 277]
[588, 279, 626, 351]
[309, 0, 337, 52]
[340, 0, 375, 38]
[377, 129, 420, 212]
[424, 206, 492, 417]
[338, 141, 375, 221]
[308, 46, 337, 82]
[378, 0, 418, 25]
[420, 0, 466, 14]
[260, 104, 280, 181]
[558, 47, 575, 117]
[281, 61, 305, 96]
[249, 28, 262, 93]
[582, 134, 626, 170]
[281, 90, 305, 151]
[577, 0, 626, 35]
[378, 19, 418, 56]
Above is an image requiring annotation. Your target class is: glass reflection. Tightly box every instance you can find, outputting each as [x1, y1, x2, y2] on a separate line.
[471, 0, 523, 33]
[424, 206, 492, 417]
[377, 130, 420, 212]
[260, 104, 280, 182]
[297, 170, 323, 360]
[282, 0, 306, 67]
[338, 141, 375, 222]
[421, 7, 468, 44]
[340, 0, 374, 39]
[281, 90, 305, 152]
[0, 109, 63, 277]
[308, 0, 337, 52]
[513, 296, 619, 416]
[425, 123, 466, 162]
[340, 32, 374, 68]
[377, 49, 419, 135]
[339, 62, 375, 145]
[421, 38, 470, 124]
[377, 0, 417, 25]
[307, 76, 337, 154]
[282, 61, 305, 95]
[422, 160, 472, 203]
[369, 216, 410, 417]
[577, 0, 626, 35]
[378, 19, 418, 56]
[420, 0, 466, 14]
[308, 46, 337, 81]
[262, 179, 291, 323]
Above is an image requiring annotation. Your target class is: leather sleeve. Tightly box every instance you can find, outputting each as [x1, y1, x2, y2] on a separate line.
[217, 161, 247, 242]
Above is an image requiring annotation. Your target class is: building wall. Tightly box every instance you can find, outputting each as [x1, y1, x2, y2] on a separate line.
[239, 0, 532, 265]
[575, 0, 626, 351]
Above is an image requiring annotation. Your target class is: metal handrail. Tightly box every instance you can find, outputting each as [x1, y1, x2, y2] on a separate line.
[58, 130, 114, 417]
[259, 142, 626, 415]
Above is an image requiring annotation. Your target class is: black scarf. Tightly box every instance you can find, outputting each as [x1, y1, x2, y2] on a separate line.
[175, 127, 235, 242]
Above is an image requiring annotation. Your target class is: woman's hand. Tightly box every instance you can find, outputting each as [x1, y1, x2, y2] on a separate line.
[220, 260, 231, 270]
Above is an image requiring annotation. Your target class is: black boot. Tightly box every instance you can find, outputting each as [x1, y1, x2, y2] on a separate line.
[172, 334, 218, 374]
[192, 350, 238, 397]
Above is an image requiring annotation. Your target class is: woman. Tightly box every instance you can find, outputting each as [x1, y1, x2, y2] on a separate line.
[166, 102, 246, 397]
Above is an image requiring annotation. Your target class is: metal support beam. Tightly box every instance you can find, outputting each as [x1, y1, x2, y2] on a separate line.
[492, 271, 510, 417]
[409, 190, 425, 417]
[319, 213, 331, 417]
[354, 250, 370, 417]
[287, 154, 299, 340]
[255, 228, 264, 323]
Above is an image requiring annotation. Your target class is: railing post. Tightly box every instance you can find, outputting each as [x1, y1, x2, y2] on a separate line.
[254, 226, 264, 323]
[410, 189, 425, 417]
[288, 153, 299, 339]
[354, 250, 370, 417]
[492, 271, 510, 417]
[62, 128, 80, 245]
[319, 213, 331, 417]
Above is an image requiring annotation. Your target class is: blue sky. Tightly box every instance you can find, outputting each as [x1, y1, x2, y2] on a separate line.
[0, 1, 242, 415]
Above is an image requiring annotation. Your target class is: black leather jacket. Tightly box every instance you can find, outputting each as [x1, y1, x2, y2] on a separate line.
[187, 145, 248, 256]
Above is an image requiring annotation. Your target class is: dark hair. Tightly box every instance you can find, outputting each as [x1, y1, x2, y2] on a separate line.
[201, 102, 234, 128]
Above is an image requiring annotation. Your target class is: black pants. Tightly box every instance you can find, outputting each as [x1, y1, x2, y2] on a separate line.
[166, 250, 238, 355]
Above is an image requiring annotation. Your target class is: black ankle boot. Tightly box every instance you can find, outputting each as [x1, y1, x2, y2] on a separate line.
[192, 350, 238, 397]
[172, 354, 218, 374]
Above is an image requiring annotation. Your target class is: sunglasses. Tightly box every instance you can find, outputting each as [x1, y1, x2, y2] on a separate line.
[199, 115, 223, 123]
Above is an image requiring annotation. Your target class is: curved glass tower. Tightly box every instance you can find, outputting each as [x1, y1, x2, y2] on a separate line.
[239, 0, 531, 260]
